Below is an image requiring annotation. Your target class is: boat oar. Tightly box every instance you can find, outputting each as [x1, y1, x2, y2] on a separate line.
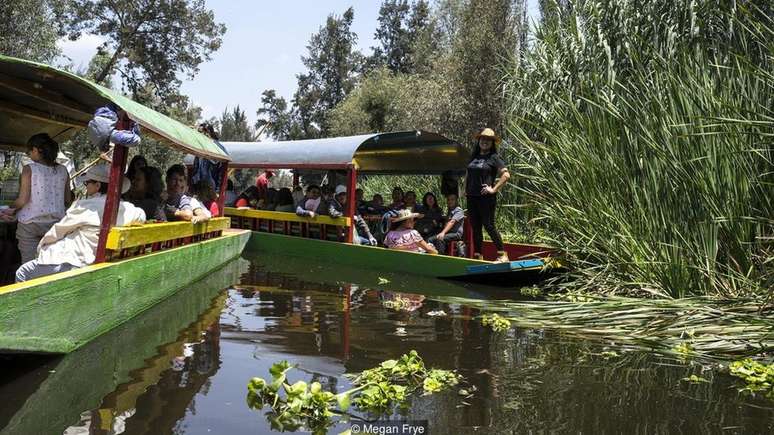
[70, 148, 114, 181]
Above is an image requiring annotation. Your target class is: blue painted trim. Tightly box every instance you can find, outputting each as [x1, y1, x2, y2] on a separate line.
[465, 259, 545, 275]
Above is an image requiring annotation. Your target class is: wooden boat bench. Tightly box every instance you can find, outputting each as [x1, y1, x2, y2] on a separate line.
[105, 217, 231, 260]
[225, 208, 351, 242]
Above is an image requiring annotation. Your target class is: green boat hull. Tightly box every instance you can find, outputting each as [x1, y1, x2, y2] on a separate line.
[0, 230, 249, 354]
[245, 231, 549, 283]
[0, 258, 248, 435]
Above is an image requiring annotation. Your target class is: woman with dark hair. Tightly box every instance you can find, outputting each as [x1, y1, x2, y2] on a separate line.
[1, 134, 72, 262]
[125, 155, 147, 182]
[275, 188, 295, 212]
[124, 166, 166, 221]
[415, 192, 444, 239]
[465, 128, 511, 263]
[235, 186, 260, 208]
[191, 180, 220, 217]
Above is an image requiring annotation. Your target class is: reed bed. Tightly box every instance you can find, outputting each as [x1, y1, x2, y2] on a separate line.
[502, 1, 774, 299]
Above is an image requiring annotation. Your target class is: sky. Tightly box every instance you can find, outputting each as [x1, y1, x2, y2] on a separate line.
[60, 0, 539, 125]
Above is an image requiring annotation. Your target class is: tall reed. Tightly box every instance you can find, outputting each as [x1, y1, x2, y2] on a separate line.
[503, 1, 774, 298]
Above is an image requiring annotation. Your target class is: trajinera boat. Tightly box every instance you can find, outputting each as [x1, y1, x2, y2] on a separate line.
[203, 131, 558, 284]
[0, 55, 250, 354]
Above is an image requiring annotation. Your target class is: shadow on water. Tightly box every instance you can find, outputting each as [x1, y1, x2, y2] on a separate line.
[1, 253, 772, 435]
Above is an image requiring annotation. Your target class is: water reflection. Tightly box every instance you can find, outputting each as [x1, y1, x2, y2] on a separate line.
[0, 256, 772, 435]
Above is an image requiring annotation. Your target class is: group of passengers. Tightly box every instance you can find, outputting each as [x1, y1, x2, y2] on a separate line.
[1, 129, 221, 283]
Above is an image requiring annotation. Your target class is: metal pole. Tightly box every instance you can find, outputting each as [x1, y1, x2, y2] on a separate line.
[345, 167, 356, 243]
[95, 144, 128, 263]
[217, 162, 229, 216]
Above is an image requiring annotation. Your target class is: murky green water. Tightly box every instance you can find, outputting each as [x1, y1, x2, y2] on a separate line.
[1, 255, 772, 434]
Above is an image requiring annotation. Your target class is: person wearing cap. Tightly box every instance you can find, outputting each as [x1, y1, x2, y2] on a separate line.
[328, 185, 378, 246]
[163, 164, 211, 223]
[255, 169, 274, 202]
[465, 128, 511, 263]
[383, 209, 438, 254]
[15, 164, 146, 282]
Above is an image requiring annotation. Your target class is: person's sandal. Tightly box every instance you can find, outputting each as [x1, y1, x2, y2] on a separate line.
[494, 251, 510, 264]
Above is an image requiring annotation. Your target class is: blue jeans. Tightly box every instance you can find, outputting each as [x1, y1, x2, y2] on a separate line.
[16, 260, 77, 282]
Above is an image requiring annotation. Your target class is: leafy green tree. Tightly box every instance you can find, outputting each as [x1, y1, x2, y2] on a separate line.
[219, 106, 256, 142]
[293, 7, 363, 137]
[256, 90, 301, 141]
[0, 0, 65, 62]
[371, 0, 435, 74]
[63, 0, 226, 102]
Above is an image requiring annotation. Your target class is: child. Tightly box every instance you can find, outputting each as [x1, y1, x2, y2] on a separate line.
[87, 103, 141, 152]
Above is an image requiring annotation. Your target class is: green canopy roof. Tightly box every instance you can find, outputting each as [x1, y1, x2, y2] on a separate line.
[0, 55, 229, 161]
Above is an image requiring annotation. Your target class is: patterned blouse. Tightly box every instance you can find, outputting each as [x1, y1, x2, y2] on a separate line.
[384, 228, 424, 252]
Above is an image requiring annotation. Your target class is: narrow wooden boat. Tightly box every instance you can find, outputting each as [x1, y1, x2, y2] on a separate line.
[210, 131, 558, 284]
[0, 55, 250, 354]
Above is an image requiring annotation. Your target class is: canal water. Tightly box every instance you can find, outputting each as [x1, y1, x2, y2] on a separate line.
[1, 255, 772, 434]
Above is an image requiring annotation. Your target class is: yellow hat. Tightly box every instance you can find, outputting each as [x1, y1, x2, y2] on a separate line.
[475, 128, 501, 145]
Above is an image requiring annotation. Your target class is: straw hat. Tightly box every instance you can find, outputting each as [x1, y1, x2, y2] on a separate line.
[392, 208, 421, 223]
[475, 127, 501, 145]
[77, 164, 131, 194]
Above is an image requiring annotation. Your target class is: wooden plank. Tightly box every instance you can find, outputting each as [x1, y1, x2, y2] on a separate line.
[0, 71, 93, 115]
[0, 99, 84, 128]
[224, 207, 351, 227]
[0, 230, 249, 353]
[105, 217, 231, 251]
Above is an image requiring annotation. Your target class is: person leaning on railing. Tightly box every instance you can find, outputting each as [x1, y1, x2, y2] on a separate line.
[163, 164, 211, 224]
[15, 164, 146, 282]
[328, 185, 378, 246]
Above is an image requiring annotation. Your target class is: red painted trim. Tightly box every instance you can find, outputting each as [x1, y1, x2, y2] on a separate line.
[217, 162, 229, 216]
[345, 168, 356, 243]
[464, 217, 475, 258]
[95, 144, 128, 263]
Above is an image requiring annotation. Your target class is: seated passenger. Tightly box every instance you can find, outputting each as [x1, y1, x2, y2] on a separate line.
[15, 165, 146, 282]
[364, 194, 387, 215]
[428, 193, 465, 255]
[163, 164, 210, 223]
[274, 188, 295, 212]
[328, 185, 377, 245]
[125, 155, 147, 184]
[295, 185, 326, 218]
[262, 188, 279, 210]
[415, 192, 444, 239]
[235, 186, 260, 208]
[383, 209, 438, 254]
[388, 186, 405, 210]
[355, 188, 367, 214]
[291, 185, 304, 205]
[0, 133, 72, 263]
[191, 180, 220, 217]
[224, 179, 238, 207]
[123, 166, 166, 221]
[403, 191, 418, 211]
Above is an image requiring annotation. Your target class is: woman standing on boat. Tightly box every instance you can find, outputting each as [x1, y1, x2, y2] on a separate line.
[2, 134, 72, 263]
[465, 128, 510, 263]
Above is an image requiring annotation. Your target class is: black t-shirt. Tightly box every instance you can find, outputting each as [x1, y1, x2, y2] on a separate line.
[465, 153, 506, 196]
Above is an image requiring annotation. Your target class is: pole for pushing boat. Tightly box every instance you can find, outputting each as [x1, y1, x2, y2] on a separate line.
[95, 143, 128, 263]
[345, 166, 356, 244]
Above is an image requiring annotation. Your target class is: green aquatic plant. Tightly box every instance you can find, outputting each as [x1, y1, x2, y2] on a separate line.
[729, 359, 774, 399]
[681, 374, 710, 384]
[481, 313, 511, 332]
[519, 286, 542, 298]
[246, 351, 464, 433]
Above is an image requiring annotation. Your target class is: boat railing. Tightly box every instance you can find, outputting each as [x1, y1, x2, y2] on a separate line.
[224, 207, 351, 242]
[105, 217, 231, 260]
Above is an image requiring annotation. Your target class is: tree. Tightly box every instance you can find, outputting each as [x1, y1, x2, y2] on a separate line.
[370, 1, 435, 74]
[220, 106, 256, 142]
[256, 90, 301, 141]
[64, 0, 226, 102]
[293, 7, 363, 137]
[0, 0, 64, 62]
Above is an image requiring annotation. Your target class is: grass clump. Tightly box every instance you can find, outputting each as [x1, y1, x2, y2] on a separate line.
[503, 1, 774, 299]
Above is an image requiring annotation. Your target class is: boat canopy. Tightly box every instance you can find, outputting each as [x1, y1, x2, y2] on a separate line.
[0, 55, 229, 161]
[212, 131, 470, 174]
